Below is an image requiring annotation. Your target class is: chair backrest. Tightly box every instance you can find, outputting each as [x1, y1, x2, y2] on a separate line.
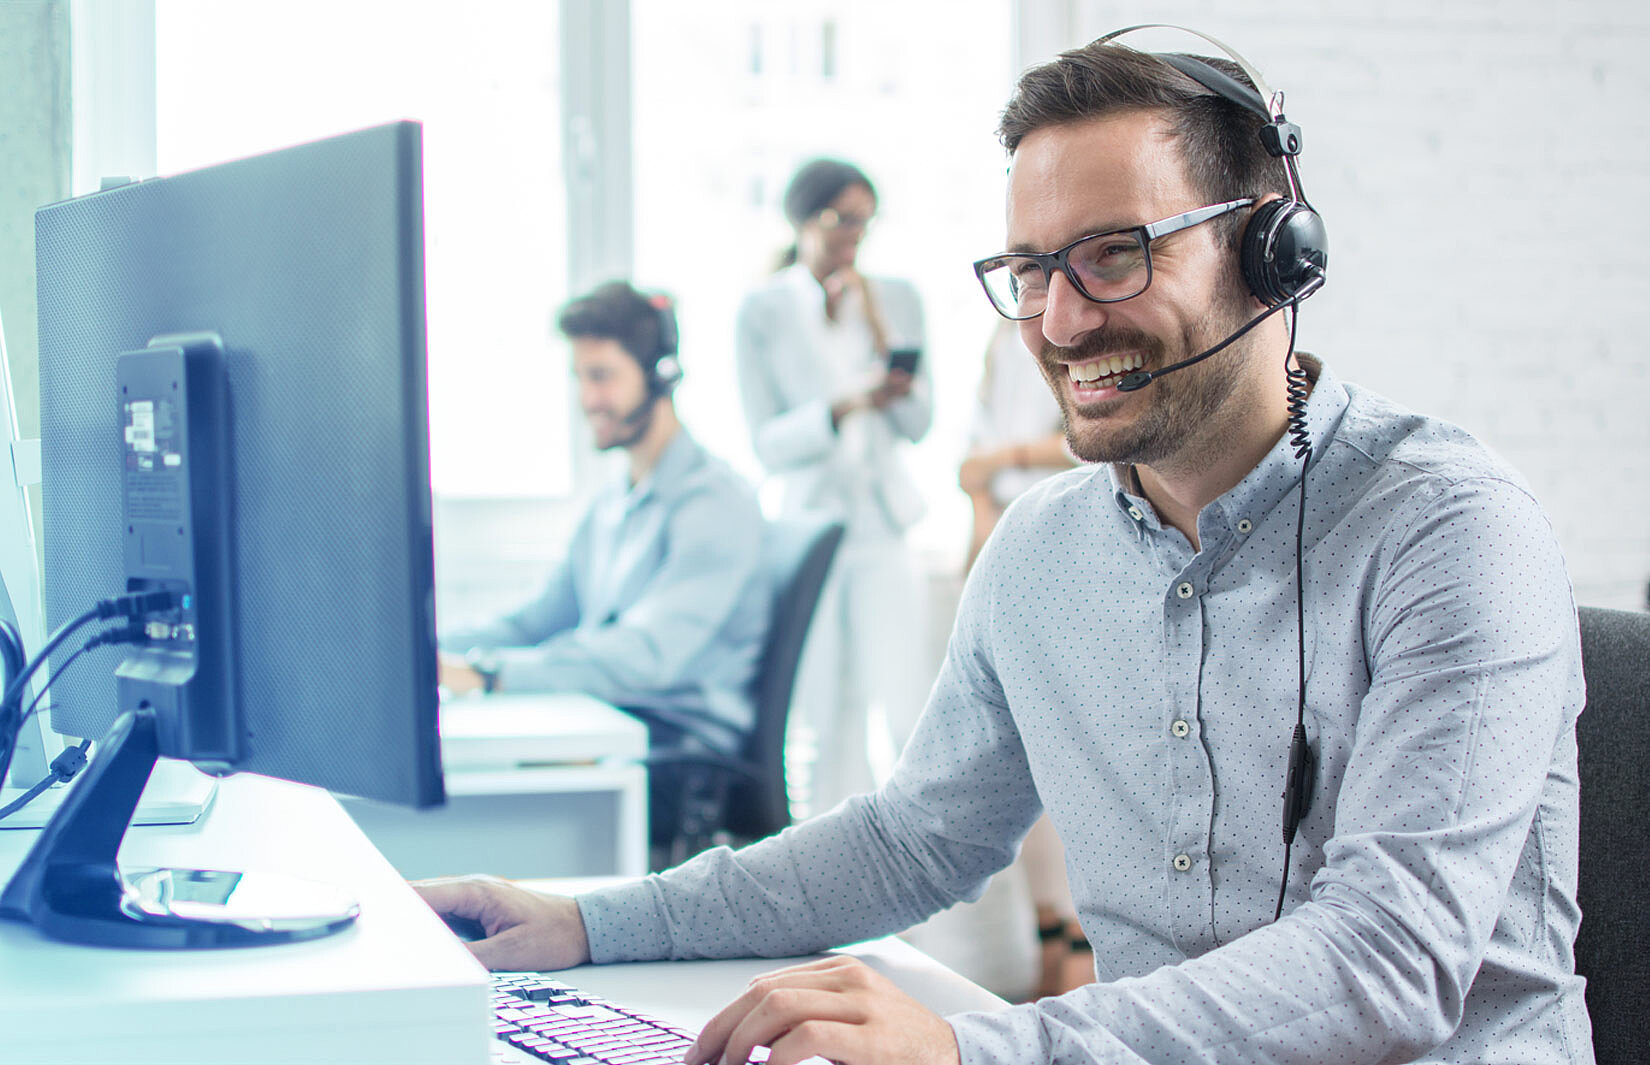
[1574, 605, 1650, 1065]
[722, 516, 844, 839]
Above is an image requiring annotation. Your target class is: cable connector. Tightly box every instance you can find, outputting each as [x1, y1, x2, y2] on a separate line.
[97, 589, 180, 620]
[48, 742, 89, 782]
[84, 622, 151, 650]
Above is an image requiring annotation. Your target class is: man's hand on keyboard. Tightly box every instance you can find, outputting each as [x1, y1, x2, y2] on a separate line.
[412, 874, 591, 972]
[685, 955, 960, 1065]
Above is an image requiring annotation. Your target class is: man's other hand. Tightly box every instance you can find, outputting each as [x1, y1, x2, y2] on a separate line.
[686, 955, 960, 1065]
[411, 873, 591, 972]
[438, 652, 484, 696]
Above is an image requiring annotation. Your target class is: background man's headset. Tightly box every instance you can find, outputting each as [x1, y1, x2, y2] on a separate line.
[644, 292, 683, 400]
[612, 292, 682, 433]
[1094, 25, 1328, 921]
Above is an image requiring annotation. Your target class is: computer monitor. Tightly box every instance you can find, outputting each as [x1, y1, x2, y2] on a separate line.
[0, 122, 445, 948]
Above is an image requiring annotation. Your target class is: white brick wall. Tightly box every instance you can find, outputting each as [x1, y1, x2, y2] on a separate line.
[1061, 2, 1650, 608]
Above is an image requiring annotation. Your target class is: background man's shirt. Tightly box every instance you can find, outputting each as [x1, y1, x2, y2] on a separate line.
[444, 430, 769, 751]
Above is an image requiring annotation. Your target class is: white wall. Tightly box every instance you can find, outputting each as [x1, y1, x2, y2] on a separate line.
[1046, 3, 1650, 609]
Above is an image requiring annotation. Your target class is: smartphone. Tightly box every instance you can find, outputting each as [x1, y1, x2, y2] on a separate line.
[887, 347, 922, 375]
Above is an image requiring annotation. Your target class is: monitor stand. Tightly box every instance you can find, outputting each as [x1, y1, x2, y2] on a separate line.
[0, 708, 358, 948]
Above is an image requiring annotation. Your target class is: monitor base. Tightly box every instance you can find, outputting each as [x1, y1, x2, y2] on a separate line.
[0, 708, 358, 948]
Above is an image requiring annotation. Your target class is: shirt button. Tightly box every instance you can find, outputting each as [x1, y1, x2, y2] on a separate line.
[1172, 854, 1193, 872]
[1171, 719, 1191, 738]
[1236, 518, 1253, 534]
[1176, 582, 1194, 599]
[1128, 505, 1144, 521]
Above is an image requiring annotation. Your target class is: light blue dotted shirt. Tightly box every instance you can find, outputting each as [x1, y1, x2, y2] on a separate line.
[578, 359, 1592, 1064]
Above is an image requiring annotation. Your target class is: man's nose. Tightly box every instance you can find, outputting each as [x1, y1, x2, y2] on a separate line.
[1039, 269, 1107, 350]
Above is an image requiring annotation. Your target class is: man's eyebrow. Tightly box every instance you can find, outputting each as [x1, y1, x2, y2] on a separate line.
[1004, 221, 1133, 255]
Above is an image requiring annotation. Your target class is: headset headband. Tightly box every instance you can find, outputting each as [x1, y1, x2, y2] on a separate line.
[1095, 24, 1281, 119]
[1089, 23, 1326, 306]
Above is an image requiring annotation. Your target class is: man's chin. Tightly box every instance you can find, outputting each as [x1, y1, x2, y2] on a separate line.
[1063, 412, 1164, 466]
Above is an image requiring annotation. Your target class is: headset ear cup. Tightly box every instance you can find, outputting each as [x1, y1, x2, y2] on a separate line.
[645, 293, 682, 399]
[649, 355, 682, 398]
[1241, 200, 1329, 306]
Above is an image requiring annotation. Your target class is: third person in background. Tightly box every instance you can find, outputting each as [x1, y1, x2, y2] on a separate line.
[960, 319, 1076, 570]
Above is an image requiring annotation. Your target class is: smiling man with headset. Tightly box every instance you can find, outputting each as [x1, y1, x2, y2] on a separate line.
[439, 281, 769, 766]
[418, 31, 1588, 1065]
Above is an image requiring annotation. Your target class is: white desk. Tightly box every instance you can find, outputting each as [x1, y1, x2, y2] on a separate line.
[521, 878, 1009, 1036]
[0, 774, 491, 1065]
[341, 692, 650, 879]
[501, 939, 1009, 1065]
[0, 781, 1005, 1065]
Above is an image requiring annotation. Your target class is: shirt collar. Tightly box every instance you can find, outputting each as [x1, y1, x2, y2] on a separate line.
[780, 262, 823, 313]
[1107, 354, 1351, 539]
[623, 427, 701, 508]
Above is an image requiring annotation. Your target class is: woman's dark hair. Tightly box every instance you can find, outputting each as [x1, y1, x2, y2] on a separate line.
[782, 158, 876, 226]
[556, 280, 664, 368]
[998, 43, 1289, 250]
[775, 157, 876, 269]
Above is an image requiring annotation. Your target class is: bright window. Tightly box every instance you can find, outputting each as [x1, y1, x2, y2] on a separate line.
[154, 0, 569, 499]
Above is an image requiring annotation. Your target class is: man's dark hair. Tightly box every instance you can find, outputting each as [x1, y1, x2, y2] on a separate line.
[556, 281, 666, 368]
[998, 43, 1290, 249]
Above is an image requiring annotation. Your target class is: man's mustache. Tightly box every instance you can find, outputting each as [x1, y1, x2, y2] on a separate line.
[1040, 325, 1166, 364]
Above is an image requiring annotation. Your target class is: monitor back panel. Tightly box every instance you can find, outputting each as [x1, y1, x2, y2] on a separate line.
[34, 123, 443, 806]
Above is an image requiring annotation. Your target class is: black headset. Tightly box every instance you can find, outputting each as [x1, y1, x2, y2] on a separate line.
[1097, 25, 1329, 308]
[644, 292, 683, 399]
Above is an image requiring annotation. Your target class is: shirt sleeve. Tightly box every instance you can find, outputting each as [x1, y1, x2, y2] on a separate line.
[577, 539, 1043, 962]
[440, 529, 583, 652]
[490, 480, 765, 705]
[874, 278, 932, 444]
[735, 289, 839, 473]
[948, 476, 1585, 1065]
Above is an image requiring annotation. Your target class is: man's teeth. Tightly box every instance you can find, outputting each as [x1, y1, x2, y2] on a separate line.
[1067, 353, 1145, 386]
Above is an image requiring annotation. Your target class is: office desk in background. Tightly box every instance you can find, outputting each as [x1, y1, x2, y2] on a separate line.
[0, 780, 1005, 1064]
[342, 691, 650, 880]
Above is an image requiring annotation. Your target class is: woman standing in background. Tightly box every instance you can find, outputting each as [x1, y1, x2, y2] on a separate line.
[735, 158, 932, 816]
[960, 319, 1075, 569]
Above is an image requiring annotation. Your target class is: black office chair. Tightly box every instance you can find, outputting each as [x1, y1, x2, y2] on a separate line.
[1573, 605, 1650, 1065]
[624, 517, 844, 868]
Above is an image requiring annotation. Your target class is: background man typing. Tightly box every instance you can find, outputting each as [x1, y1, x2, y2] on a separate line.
[440, 280, 769, 765]
[419, 34, 1589, 1065]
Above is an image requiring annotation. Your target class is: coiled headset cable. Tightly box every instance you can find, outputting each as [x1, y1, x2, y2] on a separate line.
[1275, 267, 1323, 920]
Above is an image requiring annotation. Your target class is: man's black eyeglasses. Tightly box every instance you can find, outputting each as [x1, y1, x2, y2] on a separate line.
[972, 199, 1254, 320]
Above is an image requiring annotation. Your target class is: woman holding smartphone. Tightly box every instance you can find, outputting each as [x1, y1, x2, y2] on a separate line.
[735, 157, 933, 817]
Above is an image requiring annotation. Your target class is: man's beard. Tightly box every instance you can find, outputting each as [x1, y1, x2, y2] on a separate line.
[595, 395, 655, 451]
[1037, 296, 1255, 468]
